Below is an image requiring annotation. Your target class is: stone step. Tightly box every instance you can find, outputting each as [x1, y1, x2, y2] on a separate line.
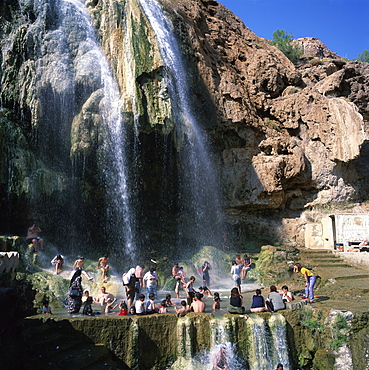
[335, 278, 369, 293]
[314, 263, 350, 268]
[285, 299, 310, 310]
[334, 274, 369, 281]
[314, 266, 369, 280]
[301, 254, 341, 259]
[302, 258, 344, 264]
[299, 256, 335, 261]
[298, 249, 334, 254]
[298, 253, 338, 259]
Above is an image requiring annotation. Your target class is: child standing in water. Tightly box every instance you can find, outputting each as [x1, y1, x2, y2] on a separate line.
[82, 291, 94, 315]
[175, 300, 188, 317]
[135, 294, 146, 315]
[118, 300, 128, 316]
[199, 286, 213, 298]
[146, 293, 159, 314]
[159, 300, 168, 313]
[175, 277, 182, 299]
[213, 296, 221, 311]
[165, 293, 174, 307]
[231, 260, 242, 294]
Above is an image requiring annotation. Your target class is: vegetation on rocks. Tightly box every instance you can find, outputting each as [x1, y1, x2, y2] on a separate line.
[254, 245, 298, 286]
[356, 50, 369, 63]
[269, 29, 302, 64]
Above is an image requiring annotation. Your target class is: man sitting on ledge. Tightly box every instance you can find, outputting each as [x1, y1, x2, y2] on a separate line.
[26, 224, 44, 253]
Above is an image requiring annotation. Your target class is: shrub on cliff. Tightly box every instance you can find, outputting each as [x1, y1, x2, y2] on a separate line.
[356, 50, 369, 63]
[270, 29, 301, 65]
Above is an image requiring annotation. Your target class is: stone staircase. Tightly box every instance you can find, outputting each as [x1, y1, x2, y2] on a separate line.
[296, 249, 369, 280]
[295, 248, 369, 311]
[297, 249, 349, 276]
[22, 317, 124, 370]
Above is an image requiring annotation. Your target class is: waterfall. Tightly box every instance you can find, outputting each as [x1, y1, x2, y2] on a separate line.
[138, 0, 224, 248]
[176, 316, 194, 359]
[173, 316, 245, 369]
[61, 0, 135, 260]
[209, 317, 245, 369]
[269, 314, 291, 369]
[247, 314, 291, 370]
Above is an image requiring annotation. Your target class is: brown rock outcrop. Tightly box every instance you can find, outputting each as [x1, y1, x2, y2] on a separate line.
[291, 37, 340, 59]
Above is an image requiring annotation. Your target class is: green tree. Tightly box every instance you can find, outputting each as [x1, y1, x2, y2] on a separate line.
[356, 50, 369, 63]
[270, 29, 301, 65]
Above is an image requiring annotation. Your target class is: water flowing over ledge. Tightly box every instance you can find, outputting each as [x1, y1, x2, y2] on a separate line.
[24, 312, 293, 369]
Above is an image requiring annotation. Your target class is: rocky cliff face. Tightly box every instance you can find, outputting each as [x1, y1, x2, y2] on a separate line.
[159, 0, 369, 208]
[1, 0, 369, 253]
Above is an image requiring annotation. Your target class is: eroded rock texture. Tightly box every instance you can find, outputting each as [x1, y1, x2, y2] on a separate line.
[159, 0, 368, 209]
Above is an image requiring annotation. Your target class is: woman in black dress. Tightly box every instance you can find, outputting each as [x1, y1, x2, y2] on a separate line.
[67, 268, 83, 314]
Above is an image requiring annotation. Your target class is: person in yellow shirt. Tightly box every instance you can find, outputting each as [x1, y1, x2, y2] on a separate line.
[294, 263, 317, 303]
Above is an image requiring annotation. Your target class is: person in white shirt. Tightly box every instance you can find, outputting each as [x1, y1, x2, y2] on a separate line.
[135, 294, 146, 315]
[280, 285, 294, 302]
[143, 268, 158, 299]
[51, 254, 64, 275]
[231, 260, 241, 294]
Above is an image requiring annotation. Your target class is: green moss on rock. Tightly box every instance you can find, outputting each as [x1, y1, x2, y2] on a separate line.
[312, 349, 335, 370]
[255, 245, 298, 286]
[20, 270, 69, 310]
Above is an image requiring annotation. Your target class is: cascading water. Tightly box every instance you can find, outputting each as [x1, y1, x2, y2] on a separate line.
[138, 0, 224, 248]
[61, 0, 135, 260]
[269, 314, 291, 369]
[247, 314, 291, 370]
[173, 316, 245, 369]
[209, 317, 245, 369]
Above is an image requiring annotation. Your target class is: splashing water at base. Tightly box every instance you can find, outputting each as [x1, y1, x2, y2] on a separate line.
[172, 316, 246, 369]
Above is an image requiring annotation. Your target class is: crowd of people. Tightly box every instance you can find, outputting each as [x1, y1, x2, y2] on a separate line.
[30, 222, 315, 320]
[30, 222, 312, 370]
[28, 223, 315, 317]
[34, 247, 317, 318]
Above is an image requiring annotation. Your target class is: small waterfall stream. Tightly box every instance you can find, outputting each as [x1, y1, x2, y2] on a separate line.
[269, 314, 291, 369]
[247, 314, 291, 370]
[174, 316, 245, 369]
[61, 0, 135, 260]
[209, 317, 245, 369]
[138, 0, 224, 247]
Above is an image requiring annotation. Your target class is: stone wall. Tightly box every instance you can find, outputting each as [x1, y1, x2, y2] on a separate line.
[20, 308, 367, 370]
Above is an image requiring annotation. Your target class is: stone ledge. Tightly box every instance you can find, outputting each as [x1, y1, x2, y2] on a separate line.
[286, 299, 309, 310]
[0, 251, 19, 285]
